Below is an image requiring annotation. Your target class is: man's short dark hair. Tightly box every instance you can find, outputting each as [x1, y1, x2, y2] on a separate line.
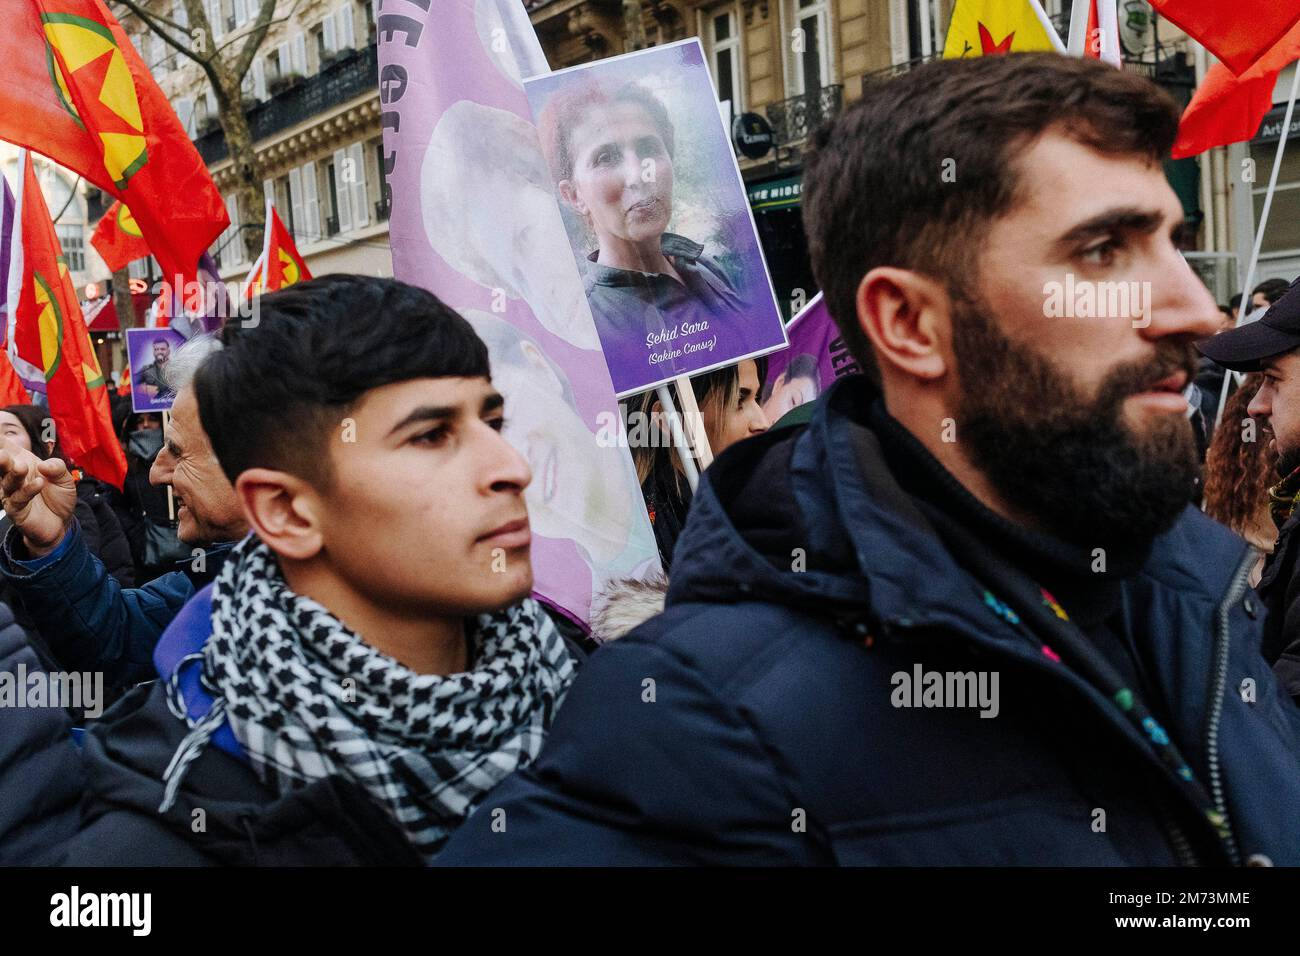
[803, 53, 1182, 378]
[1253, 278, 1290, 306]
[195, 275, 490, 486]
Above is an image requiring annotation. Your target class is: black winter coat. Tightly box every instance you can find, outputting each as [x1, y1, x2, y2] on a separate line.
[44, 680, 425, 866]
[0, 602, 86, 863]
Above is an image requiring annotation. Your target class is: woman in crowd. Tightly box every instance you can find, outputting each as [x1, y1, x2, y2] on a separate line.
[110, 409, 189, 582]
[1203, 373, 1277, 585]
[632, 357, 770, 570]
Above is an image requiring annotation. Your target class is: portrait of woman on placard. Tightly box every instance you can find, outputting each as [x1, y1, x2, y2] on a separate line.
[538, 80, 754, 393]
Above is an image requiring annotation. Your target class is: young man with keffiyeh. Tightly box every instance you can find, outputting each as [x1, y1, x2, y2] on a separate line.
[1198, 275, 1300, 705]
[45, 276, 581, 865]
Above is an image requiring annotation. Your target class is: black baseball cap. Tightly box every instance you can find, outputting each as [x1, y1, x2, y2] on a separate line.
[1197, 276, 1300, 372]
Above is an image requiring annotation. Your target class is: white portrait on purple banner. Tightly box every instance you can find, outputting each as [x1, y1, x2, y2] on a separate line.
[461, 310, 645, 581]
[422, 100, 599, 352]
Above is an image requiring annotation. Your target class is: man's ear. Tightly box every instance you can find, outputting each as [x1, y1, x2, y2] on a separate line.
[235, 468, 322, 562]
[854, 267, 952, 382]
[557, 179, 587, 216]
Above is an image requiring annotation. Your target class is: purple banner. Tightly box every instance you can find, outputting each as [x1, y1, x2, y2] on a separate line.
[759, 294, 862, 420]
[377, 0, 660, 624]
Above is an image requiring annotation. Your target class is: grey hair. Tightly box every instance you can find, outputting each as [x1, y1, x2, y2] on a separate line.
[162, 334, 223, 393]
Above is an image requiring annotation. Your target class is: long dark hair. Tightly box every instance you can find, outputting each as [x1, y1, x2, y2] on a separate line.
[630, 357, 768, 488]
[1203, 374, 1277, 549]
[1, 404, 66, 462]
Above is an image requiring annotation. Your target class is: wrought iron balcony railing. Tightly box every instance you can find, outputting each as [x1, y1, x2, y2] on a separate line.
[764, 84, 844, 148]
[194, 44, 379, 165]
[860, 51, 943, 92]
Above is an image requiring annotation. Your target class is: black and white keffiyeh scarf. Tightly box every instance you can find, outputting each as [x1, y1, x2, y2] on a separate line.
[159, 537, 577, 859]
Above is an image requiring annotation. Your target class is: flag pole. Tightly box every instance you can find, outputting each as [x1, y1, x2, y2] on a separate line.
[1213, 62, 1300, 429]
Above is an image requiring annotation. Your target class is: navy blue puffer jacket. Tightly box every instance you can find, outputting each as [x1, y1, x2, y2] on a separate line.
[438, 377, 1300, 865]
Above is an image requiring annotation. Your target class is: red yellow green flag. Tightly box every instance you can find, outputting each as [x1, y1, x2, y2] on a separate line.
[8, 151, 126, 488]
[91, 199, 150, 272]
[244, 203, 312, 298]
[0, 1, 228, 285]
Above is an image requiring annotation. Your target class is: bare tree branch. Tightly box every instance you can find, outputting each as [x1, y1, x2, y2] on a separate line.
[112, 0, 214, 70]
[232, 0, 304, 79]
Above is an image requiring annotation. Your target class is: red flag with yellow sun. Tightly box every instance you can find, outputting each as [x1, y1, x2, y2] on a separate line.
[0, 1, 227, 285]
[244, 203, 312, 298]
[943, 0, 1065, 58]
[91, 199, 150, 272]
[7, 151, 126, 488]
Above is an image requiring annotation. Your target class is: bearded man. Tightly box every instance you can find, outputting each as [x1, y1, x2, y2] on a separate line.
[437, 53, 1300, 866]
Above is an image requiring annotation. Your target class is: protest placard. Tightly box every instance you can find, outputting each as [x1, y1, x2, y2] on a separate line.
[759, 293, 862, 420]
[525, 39, 788, 397]
[125, 327, 185, 414]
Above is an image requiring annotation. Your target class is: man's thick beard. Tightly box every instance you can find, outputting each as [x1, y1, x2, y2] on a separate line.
[949, 295, 1200, 557]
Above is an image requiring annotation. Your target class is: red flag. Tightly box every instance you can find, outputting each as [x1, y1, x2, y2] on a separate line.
[244, 204, 312, 298]
[91, 200, 149, 272]
[0, 1, 228, 284]
[8, 152, 126, 488]
[0, 354, 31, 406]
[1148, 1, 1300, 76]
[1171, 21, 1300, 159]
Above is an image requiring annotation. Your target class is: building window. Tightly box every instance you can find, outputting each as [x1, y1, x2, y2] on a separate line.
[891, 0, 943, 63]
[789, 0, 831, 95]
[704, 7, 742, 125]
[1250, 138, 1300, 268]
[905, 0, 944, 60]
[57, 225, 85, 272]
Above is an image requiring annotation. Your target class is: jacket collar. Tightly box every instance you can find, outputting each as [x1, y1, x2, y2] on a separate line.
[670, 375, 1252, 640]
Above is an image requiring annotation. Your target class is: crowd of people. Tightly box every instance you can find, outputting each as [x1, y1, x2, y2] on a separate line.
[3, 52, 1300, 866]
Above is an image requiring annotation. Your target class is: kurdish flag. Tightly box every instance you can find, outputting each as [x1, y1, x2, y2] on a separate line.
[0, 1, 227, 284]
[6, 150, 126, 488]
[244, 201, 312, 298]
[91, 199, 149, 272]
[944, 0, 1066, 58]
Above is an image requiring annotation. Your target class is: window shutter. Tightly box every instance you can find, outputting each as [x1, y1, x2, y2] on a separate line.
[331, 150, 353, 233]
[322, 16, 337, 54]
[289, 166, 304, 240]
[206, 0, 224, 40]
[889, 0, 909, 65]
[234, 0, 249, 27]
[277, 42, 290, 76]
[336, 6, 356, 50]
[291, 33, 307, 75]
[175, 97, 195, 136]
[302, 161, 320, 241]
[348, 142, 369, 228]
[252, 59, 266, 99]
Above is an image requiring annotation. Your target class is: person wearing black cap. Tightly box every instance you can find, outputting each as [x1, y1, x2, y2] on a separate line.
[1198, 276, 1300, 703]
